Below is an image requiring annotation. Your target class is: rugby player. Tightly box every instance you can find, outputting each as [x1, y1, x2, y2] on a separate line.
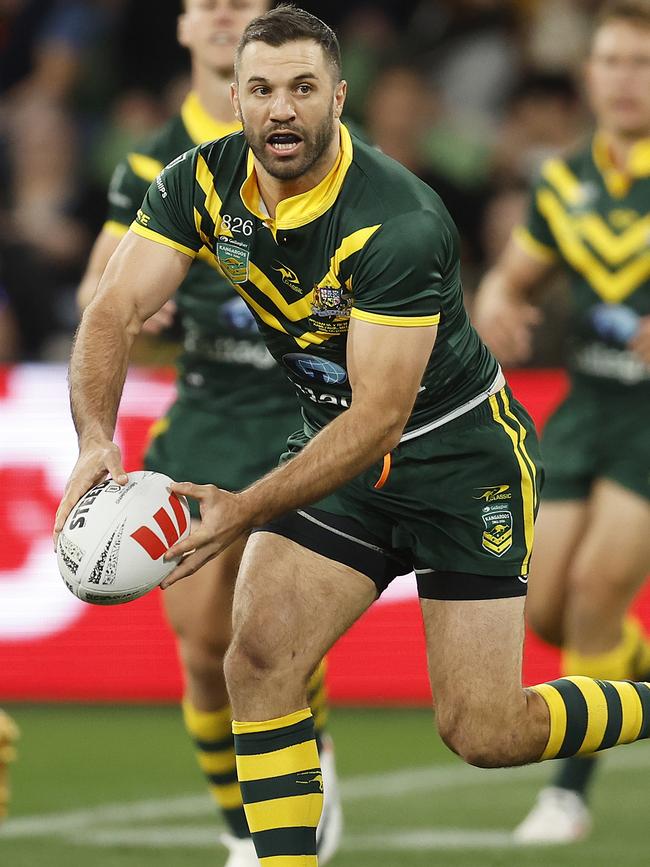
[57, 7, 650, 865]
[474, 0, 650, 843]
[0, 710, 18, 823]
[76, 2, 341, 864]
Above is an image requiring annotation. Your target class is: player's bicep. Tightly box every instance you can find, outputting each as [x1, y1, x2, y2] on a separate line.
[347, 316, 437, 427]
[77, 228, 123, 311]
[499, 234, 556, 292]
[89, 231, 192, 327]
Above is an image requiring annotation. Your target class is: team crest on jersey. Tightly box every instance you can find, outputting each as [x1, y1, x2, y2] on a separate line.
[309, 285, 352, 334]
[481, 505, 513, 557]
[216, 236, 250, 284]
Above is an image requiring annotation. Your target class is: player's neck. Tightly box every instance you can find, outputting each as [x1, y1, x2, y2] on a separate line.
[599, 126, 650, 170]
[191, 62, 236, 122]
[254, 126, 341, 219]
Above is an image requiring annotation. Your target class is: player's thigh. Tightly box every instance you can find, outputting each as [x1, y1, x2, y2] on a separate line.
[231, 531, 377, 678]
[162, 524, 247, 648]
[567, 478, 650, 606]
[525, 499, 589, 645]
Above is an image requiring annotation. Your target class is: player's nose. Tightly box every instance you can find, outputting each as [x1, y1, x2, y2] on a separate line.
[269, 92, 296, 123]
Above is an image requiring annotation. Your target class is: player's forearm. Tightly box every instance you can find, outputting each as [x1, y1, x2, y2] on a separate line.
[69, 299, 139, 446]
[238, 402, 404, 527]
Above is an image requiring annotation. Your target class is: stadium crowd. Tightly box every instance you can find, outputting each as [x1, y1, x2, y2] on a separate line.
[0, 0, 598, 363]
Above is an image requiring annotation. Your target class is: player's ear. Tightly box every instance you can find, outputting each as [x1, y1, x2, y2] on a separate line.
[177, 12, 189, 49]
[333, 80, 347, 119]
[231, 83, 242, 121]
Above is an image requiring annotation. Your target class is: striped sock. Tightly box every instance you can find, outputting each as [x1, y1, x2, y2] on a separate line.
[531, 677, 650, 761]
[234, 708, 323, 866]
[182, 700, 249, 838]
[307, 661, 329, 746]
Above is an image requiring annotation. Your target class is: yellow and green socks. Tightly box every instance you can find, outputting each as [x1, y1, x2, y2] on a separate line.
[234, 708, 323, 866]
[531, 676, 650, 761]
[182, 700, 249, 839]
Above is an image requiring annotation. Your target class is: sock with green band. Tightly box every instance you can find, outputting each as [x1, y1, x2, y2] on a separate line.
[552, 619, 643, 797]
[182, 700, 249, 839]
[234, 708, 322, 866]
[531, 676, 650, 761]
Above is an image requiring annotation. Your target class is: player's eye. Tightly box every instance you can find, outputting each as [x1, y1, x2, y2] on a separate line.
[296, 84, 312, 95]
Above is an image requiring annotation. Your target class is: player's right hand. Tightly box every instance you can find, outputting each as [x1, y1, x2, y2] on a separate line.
[0, 709, 19, 823]
[53, 439, 127, 550]
[473, 292, 541, 367]
[141, 299, 177, 335]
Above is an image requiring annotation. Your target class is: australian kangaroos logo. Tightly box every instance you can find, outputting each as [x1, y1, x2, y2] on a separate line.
[216, 236, 250, 284]
[475, 485, 513, 557]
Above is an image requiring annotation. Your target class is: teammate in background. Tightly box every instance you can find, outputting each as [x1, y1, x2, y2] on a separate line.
[473, 0, 650, 843]
[0, 710, 18, 822]
[76, 2, 341, 865]
[57, 7, 650, 865]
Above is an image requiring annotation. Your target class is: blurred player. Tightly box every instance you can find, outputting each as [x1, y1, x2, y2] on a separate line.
[0, 710, 18, 823]
[474, 0, 650, 843]
[77, 2, 341, 864]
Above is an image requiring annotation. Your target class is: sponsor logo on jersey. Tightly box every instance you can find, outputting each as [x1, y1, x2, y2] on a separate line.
[130, 495, 188, 560]
[473, 484, 512, 503]
[283, 353, 348, 385]
[273, 262, 301, 293]
[216, 235, 250, 284]
[481, 508, 513, 557]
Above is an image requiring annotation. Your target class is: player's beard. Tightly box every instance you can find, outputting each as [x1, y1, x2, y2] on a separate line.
[243, 111, 336, 181]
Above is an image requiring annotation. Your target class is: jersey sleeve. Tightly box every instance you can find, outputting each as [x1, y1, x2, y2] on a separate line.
[350, 210, 450, 327]
[512, 163, 561, 262]
[130, 148, 202, 259]
[104, 152, 165, 238]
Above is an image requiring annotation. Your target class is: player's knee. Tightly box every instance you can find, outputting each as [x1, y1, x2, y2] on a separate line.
[436, 705, 520, 769]
[525, 605, 564, 648]
[178, 633, 230, 684]
[568, 558, 635, 608]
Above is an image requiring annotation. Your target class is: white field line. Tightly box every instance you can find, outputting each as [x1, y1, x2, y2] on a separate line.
[2, 741, 649, 844]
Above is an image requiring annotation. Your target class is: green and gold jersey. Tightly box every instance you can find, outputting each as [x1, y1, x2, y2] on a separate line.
[105, 91, 294, 412]
[516, 134, 650, 389]
[132, 123, 498, 437]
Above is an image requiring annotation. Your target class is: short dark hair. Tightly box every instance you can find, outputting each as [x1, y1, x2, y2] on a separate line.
[596, 0, 650, 29]
[236, 4, 342, 81]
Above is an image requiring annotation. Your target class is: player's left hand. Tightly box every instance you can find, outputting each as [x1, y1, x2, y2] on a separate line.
[161, 482, 251, 587]
[629, 315, 650, 364]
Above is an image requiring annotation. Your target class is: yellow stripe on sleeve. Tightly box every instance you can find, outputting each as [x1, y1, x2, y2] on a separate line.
[130, 222, 198, 258]
[512, 226, 557, 262]
[350, 309, 441, 327]
[127, 153, 164, 183]
[103, 220, 129, 239]
[531, 682, 568, 761]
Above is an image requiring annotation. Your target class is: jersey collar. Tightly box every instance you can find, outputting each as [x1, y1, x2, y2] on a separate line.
[239, 122, 353, 231]
[181, 91, 241, 145]
[592, 131, 650, 197]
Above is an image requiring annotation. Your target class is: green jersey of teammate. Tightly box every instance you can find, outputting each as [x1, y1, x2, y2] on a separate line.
[105, 91, 294, 412]
[132, 123, 498, 437]
[516, 134, 650, 389]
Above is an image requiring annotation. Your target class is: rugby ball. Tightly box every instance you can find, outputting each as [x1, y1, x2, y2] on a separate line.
[56, 470, 191, 605]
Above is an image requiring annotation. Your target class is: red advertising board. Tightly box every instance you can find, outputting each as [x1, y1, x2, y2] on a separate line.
[0, 365, 647, 703]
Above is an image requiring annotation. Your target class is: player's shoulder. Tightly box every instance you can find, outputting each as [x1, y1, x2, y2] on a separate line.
[193, 130, 248, 175]
[535, 136, 594, 191]
[121, 115, 190, 185]
[347, 132, 456, 243]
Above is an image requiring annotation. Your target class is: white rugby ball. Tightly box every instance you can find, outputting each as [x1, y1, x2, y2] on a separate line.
[57, 470, 191, 605]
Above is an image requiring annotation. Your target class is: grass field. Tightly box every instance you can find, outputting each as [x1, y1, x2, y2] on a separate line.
[1, 704, 648, 866]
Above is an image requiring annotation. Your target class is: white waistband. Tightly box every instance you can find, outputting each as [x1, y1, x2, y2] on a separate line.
[399, 367, 506, 443]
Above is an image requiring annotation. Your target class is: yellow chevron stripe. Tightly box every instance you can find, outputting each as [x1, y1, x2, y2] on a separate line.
[236, 741, 319, 782]
[537, 189, 650, 303]
[316, 225, 381, 289]
[541, 159, 582, 205]
[130, 222, 197, 258]
[208, 781, 243, 809]
[575, 213, 650, 265]
[512, 225, 557, 262]
[127, 153, 164, 182]
[611, 681, 644, 745]
[489, 393, 535, 573]
[248, 263, 313, 321]
[245, 793, 322, 833]
[531, 682, 568, 761]
[195, 153, 226, 233]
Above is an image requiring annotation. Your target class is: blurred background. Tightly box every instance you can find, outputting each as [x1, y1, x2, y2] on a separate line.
[3, 3, 650, 867]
